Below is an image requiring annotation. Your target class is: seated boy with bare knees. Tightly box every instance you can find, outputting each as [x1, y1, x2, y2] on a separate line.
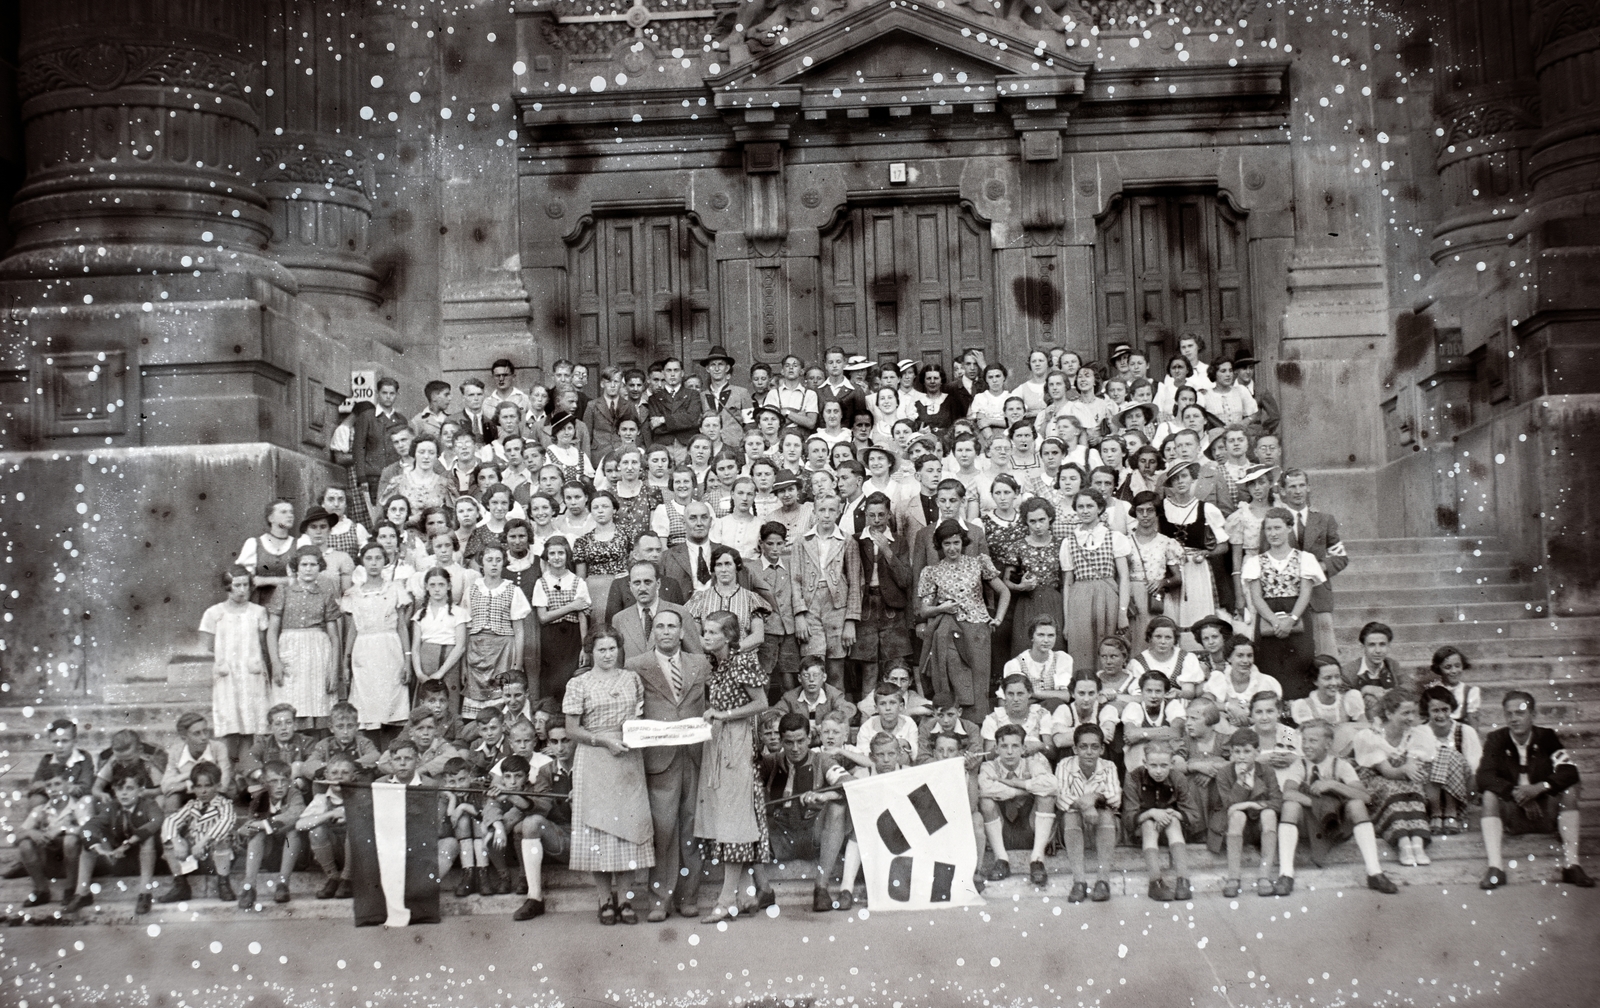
[511, 723, 574, 920]
[437, 756, 488, 896]
[1056, 724, 1121, 902]
[978, 723, 1058, 885]
[235, 759, 306, 909]
[1206, 729, 1283, 899]
[297, 754, 358, 899]
[1477, 690, 1592, 889]
[466, 708, 512, 777]
[1247, 691, 1305, 897]
[481, 753, 532, 896]
[29, 719, 95, 809]
[762, 713, 852, 912]
[91, 729, 166, 805]
[157, 761, 237, 904]
[1122, 739, 1199, 902]
[1293, 719, 1397, 893]
[66, 766, 163, 914]
[830, 732, 906, 908]
[303, 702, 381, 784]
[16, 765, 92, 908]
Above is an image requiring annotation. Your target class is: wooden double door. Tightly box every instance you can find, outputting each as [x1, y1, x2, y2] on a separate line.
[820, 202, 995, 371]
[567, 214, 715, 373]
[1095, 191, 1252, 369]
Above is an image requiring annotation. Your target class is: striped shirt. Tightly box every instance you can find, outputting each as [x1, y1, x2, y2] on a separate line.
[160, 795, 236, 845]
[1055, 756, 1123, 811]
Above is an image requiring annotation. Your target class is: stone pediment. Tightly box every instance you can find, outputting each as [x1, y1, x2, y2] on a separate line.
[711, 1, 1091, 108]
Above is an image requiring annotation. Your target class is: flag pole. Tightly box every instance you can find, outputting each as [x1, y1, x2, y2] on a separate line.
[309, 779, 571, 800]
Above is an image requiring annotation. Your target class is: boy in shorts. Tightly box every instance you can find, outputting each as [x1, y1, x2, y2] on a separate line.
[16, 766, 90, 907]
[235, 760, 306, 908]
[302, 701, 381, 783]
[1291, 719, 1397, 893]
[298, 754, 359, 899]
[1246, 691, 1304, 895]
[856, 681, 919, 763]
[157, 761, 237, 904]
[1207, 729, 1282, 899]
[437, 756, 486, 896]
[67, 766, 164, 914]
[29, 718, 95, 806]
[1123, 739, 1198, 902]
[467, 708, 512, 777]
[379, 708, 465, 783]
[91, 729, 165, 803]
[1056, 724, 1121, 902]
[482, 753, 533, 895]
[512, 725, 575, 920]
[1477, 691, 1592, 888]
[978, 723, 1057, 885]
[239, 703, 317, 798]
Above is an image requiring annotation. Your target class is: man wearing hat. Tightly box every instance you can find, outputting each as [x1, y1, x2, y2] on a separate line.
[647, 357, 705, 460]
[1232, 350, 1280, 439]
[696, 346, 751, 435]
[815, 346, 867, 427]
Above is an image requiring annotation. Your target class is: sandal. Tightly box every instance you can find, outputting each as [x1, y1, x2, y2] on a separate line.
[598, 900, 618, 926]
[700, 904, 733, 924]
[617, 901, 639, 925]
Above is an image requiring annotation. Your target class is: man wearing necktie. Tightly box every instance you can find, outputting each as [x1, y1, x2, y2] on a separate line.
[1261, 469, 1348, 657]
[626, 609, 712, 921]
[848, 492, 913, 699]
[661, 501, 720, 599]
[751, 521, 811, 702]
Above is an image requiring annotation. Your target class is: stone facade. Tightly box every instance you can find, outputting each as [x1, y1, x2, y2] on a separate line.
[0, 0, 1594, 703]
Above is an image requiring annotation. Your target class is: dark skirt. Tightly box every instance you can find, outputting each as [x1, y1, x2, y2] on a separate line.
[1254, 596, 1315, 700]
[539, 620, 583, 711]
[1009, 585, 1066, 658]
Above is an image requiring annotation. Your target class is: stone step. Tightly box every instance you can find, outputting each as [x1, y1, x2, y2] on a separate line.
[2, 832, 1591, 927]
[1373, 617, 1600, 642]
[1332, 601, 1553, 627]
[1341, 551, 1514, 574]
[1342, 537, 1504, 556]
[1344, 584, 1545, 606]
[1335, 568, 1523, 590]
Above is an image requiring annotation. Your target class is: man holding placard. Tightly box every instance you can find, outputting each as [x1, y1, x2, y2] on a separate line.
[626, 609, 710, 921]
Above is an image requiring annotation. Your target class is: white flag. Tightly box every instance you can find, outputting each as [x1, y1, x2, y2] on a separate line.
[842, 760, 985, 911]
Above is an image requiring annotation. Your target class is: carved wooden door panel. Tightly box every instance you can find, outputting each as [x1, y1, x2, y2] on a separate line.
[568, 215, 715, 373]
[821, 203, 993, 371]
[1095, 192, 1250, 368]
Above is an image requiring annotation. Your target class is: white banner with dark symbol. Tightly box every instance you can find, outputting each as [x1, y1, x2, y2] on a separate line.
[843, 759, 985, 911]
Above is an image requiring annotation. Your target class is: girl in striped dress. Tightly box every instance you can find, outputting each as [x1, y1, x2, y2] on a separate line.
[1059, 490, 1132, 671]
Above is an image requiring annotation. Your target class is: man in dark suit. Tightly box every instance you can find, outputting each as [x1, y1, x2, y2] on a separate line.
[1234, 352, 1280, 439]
[662, 499, 731, 601]
[1476, 690, 1592, 889]
[603, 533, 688, 624]
[449, 377, 497, 445]
[584, 365, 636, 459]
[1271, 469, 1348, 656]
[647, 357, 703, 459]
[850, 492, 914, 698]
[761, 712, 851, 912]
[351, 377, 409, 506]
[625, 609, 711, 919]
[910, 479, 990, 590]
[611, 560, 702, 658]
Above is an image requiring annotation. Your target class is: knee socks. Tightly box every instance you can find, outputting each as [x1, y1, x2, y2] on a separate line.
[520, 839, 544, 899]
[1093, 820, 1116, 881]
[1559, 810, 1581, 868]
[983, 819, 1008, 868]
[1482, 815, 1504, 869]
[1031, 813, 1056, 863]
[1277, 823, 1298, 878]
[1352, 821, 1383, 876]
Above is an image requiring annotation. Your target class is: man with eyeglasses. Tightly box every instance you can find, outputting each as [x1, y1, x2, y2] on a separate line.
[485, 358, 533, 416]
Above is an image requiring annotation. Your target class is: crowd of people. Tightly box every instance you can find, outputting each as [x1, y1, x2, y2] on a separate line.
[10, 341, 1592, 924]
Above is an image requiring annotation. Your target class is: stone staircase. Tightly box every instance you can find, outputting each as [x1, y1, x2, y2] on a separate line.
[3, 535, 1596, 905]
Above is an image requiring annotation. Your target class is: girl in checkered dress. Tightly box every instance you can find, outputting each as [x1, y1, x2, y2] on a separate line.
[1060, 490, 1132, 671]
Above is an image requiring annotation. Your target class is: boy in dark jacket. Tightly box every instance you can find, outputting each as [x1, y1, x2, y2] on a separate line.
[1476, 690, 1591, 889]
[1122, 740, 1200, 902]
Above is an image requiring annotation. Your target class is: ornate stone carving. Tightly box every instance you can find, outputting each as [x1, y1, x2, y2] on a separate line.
[1244, 169, 1266, 191]
[19, 43, 249, 101]
[800, 189, 822, 208]
[260, 144, 369, 196]
[1442, 92, 1543, 144]
[710, 192, 731, 210]
[1066, 0, 1257, 33]
[1530, 0, 1600, 54]
[985, 179, 1008, 200]
[538, 0, 734, 59]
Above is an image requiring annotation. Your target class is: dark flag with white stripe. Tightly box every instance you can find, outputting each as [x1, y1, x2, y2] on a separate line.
[348, 782, 441, 927]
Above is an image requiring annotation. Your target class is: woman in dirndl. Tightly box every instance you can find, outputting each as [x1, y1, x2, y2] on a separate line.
[695, 610, 776, 924]
[651, 468, 696, 547]
[266, 547, 341, 727]
[1059, 489, 1131, 671]
[574, 490, 633, 609]
[236, 498, 297, 608]
[1157, 461, 1228, 631]
[342, 542, 412, 735]
[564, 626, 654, 925]
[530, 536, 591, 710]
[1003, 497, 1065, 657]
[1242, 507, 1325, 702]
[1127, 491, 1184, 655]
[1420, 684, 1478, 834]
[461, 542, 531, 721]
[1353, 689, 1437, 868]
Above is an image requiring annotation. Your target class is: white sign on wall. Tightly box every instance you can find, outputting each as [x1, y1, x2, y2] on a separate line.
[350, 369, 377, 403]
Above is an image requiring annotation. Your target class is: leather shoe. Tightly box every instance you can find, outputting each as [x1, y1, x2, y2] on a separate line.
[62, 891, 94, 913]
[1067, 881, 1088, 903]
[135, 892, 153, 915]
[513, 898, 546, 921]
[647, 904, 668, 923]
[812, 886, 833, 913]
[236, 884, 256, 910]
[23, 889, 51, 908]
[1562, 865, 1596, 887]
[156, 877, 191, 904]
[273, 883, 291, 904]
[215, 876, 237, 904]
[986, 859, 1012, 882]
[1173, 877, 1193, 901]
[835, 888, 854, 911]
[1148, 879, 1175, 902]
[1222, 879, 1242, 899]
[1028, 861, 1048, 886]
[1091, 880, 1110, 902]
[1478, 866, 1506, 890]
[317, 876, 341, 899]
[1366, 872, 1398, 894]
[1273, 875, 1295, 897]
[1255, 877, 1276, 897]
[617, 901, 639, 925]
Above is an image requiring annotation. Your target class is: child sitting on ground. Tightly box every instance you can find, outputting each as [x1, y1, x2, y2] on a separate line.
[1290, 657, 1367, 753]
[16, 766, 91, 908]
[157, 761, 237, 905]
[302, 701, 381, 783]
[1292, 719, 1397, 893]
[235, 760, 306, 909]
[1207, 729, 1283, 899]
[29, 718, 95, 808]
[438, 756, 488, 896]
[91, 729, 165, 804]
[1122, 740, 1199, 902]
[67, 766, 164, 914]
[297, 754, 358, 899]
[1055, 724, 1122, 903]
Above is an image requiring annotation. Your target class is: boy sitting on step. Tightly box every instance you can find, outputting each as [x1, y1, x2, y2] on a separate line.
[65, 765, 163, 914]
[298, 754, 358, 899]
[1055, 724, 1121, 903]
[1291, 719, 1397, 894]
[1206, 729, 1282, 899]
[438, 756, 488, 896]
[156, 761, 236, 905]
[235, 760, 306, 909]
[1122, 740, 1199, 902]
[481, 753, 534, 895]
[91, 729, 166, 804]
[16, 765, 91, 908]
[302, 702, 381, 784]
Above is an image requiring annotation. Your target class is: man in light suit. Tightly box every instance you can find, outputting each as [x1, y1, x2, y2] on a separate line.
[1267, 469, 1349, 657]
[584, 365, 638, 458]
[611, 560, 702, 659]
[625, 608, 709, 920]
